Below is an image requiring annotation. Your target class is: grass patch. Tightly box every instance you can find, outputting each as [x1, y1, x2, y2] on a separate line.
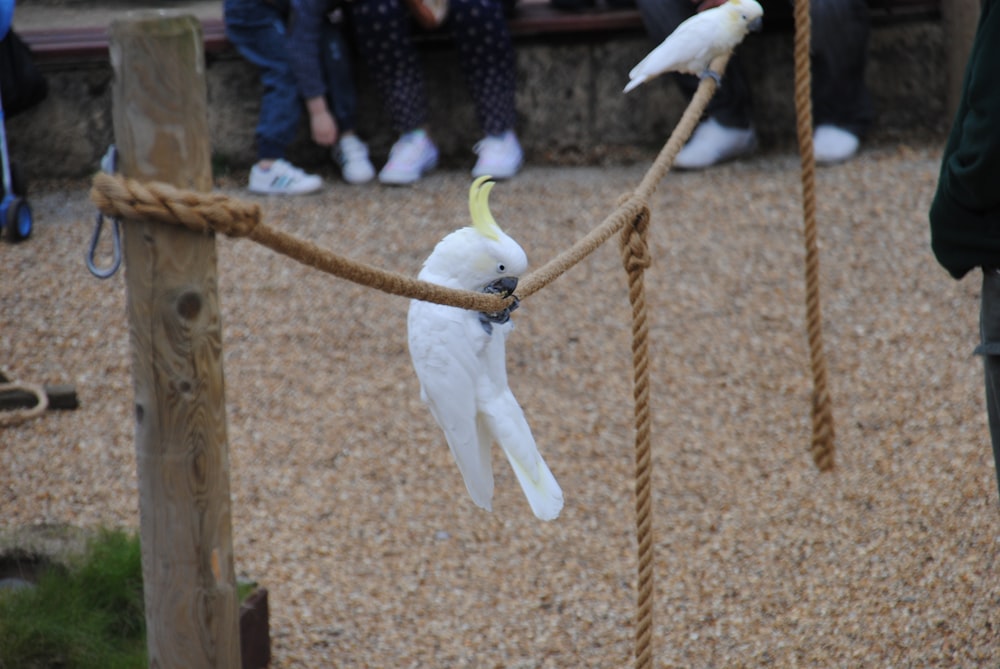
[0, 528, 259, 669]
[0, 528, 146, 668]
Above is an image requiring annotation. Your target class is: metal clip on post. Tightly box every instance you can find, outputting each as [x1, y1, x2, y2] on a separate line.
[86, 146, 123, 279]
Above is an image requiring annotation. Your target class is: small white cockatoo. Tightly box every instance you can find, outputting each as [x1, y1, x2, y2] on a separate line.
[623, 0, 764, 93]
[407, 176, 564, 521]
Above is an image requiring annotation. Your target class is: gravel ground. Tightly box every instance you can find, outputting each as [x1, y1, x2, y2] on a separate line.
[3, 142, 999, 667]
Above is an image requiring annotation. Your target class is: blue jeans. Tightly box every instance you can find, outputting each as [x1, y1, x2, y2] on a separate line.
[224, 0, 301, 161]
[226, 1, 361, 159]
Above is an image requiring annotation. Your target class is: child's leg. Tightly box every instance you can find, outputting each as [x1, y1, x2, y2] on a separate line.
[224, 2, 302, 161]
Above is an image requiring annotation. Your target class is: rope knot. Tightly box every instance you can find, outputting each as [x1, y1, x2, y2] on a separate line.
[618, 199, 652, 274]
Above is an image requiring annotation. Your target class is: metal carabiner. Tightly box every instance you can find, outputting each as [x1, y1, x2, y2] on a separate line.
[87, 145, 123, 279]
[86, 212, 122, 279]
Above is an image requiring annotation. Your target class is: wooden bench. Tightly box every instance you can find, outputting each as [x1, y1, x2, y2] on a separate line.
[19, 0, 941, 64]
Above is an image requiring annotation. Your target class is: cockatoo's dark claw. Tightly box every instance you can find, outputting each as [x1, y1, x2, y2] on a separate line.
[480, 279, 520, 329]
[479, 296, 519, 326]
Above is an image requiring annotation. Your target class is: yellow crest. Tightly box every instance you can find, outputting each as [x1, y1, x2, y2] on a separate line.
[469, 175, 502, 241]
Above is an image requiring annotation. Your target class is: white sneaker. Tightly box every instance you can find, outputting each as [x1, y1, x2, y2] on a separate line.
[334, 134, 375, 184]
[248, 159, 322, 195]
[471, 130, 524, 180]
[675, 117, 758, 170]
[378, 129, 439, 185]
[813, 125, 859, 165]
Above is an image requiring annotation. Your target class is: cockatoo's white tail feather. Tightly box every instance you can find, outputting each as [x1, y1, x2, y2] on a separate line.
[425, 397, 496, 512]
[503, 448, 564, 521]
[468, 415, 498, 511]
[483, 391, 564, 521]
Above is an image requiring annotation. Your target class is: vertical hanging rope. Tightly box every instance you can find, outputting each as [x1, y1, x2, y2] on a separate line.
[619, 203, 655, 669]
[617, 52, 732, 669]
[793, 0, 836, 470]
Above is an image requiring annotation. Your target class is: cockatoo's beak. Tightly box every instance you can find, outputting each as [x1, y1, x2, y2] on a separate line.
[748, 16, 763, 31]
[484, 276, 518, 297]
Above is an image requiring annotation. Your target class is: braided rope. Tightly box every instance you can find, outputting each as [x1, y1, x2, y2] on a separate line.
[619, 203, 655, 669]
[616, 58, 730, 669]
[792, 0, 836, 471]
[90, 173, 512, 315]
[635, 54, 731, 201]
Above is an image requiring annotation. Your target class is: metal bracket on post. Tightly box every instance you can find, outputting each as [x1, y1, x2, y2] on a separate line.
[86, 146, 122, 279]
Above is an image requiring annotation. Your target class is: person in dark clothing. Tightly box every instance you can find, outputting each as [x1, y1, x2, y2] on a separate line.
[288, 0, 376, 184]
[224, 0, 374, 193]
[929, 0, 1000, 500]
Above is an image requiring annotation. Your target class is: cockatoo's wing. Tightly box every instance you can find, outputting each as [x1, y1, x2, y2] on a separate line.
[480, 388, 563, 521]
[408, 299, 496, 511]
[624, 13, 717, 92]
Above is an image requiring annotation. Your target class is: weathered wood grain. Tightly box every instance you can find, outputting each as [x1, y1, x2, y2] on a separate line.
[110, 12, 241, 668]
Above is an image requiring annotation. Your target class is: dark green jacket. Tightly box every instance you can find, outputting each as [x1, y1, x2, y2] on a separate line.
[929, 0, 1000, 279]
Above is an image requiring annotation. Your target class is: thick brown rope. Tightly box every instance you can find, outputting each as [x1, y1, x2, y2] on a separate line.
[619, 202, 655, 669]
[90, 173, 513, 315]
[635, 53, 731, 201]
[792, 0, 836, 471]
[517, 52, 731, 304]
[613, 60, 731, 669]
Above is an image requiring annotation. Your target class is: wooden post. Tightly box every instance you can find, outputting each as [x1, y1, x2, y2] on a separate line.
[942, 0, 980, 119]
[109, 13, 242, 668]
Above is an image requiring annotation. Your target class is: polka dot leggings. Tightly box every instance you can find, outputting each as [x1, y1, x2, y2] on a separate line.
[351, 0, 517, 137]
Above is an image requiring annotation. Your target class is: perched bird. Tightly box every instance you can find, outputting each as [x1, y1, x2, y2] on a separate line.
[623, 0, 764, 94]
[407, 176, 564, 521]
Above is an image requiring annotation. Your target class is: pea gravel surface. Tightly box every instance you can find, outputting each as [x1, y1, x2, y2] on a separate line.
[3, 143, 998, 667]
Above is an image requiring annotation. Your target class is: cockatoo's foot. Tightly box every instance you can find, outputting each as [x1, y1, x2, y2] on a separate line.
[479, 298, 519, 334]
[478, 297, 519, 334]
[479, 277, 520, 333]
[699, 69, 723, 85]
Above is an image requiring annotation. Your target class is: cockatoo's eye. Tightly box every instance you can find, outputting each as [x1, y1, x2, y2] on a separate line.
[497, 263, 506, 273]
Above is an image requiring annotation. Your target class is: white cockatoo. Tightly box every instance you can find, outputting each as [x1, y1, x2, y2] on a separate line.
[407, 176, 564, 521]
[623, 0, 764, 93]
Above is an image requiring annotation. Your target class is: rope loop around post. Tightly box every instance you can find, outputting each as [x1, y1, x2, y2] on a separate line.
[89, 172, 513, 314]
[91, 172, 263, 238]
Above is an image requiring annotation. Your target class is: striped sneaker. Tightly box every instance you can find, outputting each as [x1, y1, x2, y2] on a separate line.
[249, 159, 323, 195]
